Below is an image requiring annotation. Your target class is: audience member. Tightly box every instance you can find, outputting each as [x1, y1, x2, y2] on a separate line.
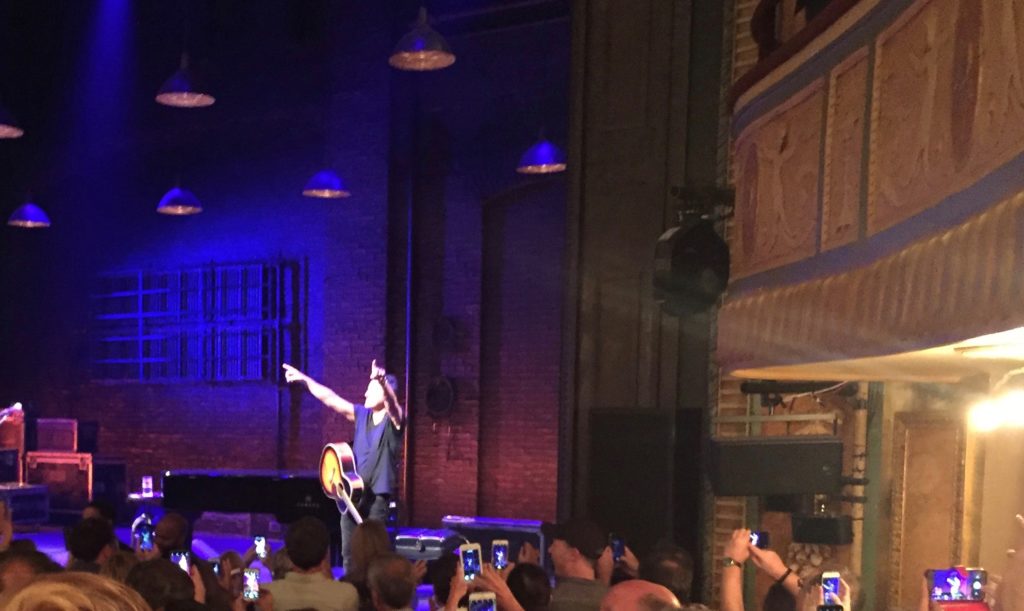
[262, 516, 358, 611]
[348, 520, 392, 591]
[427, 553, 459, 611]
[101, 550, 140, 584]
[367, 553, 416, 611]
[68, 518, 116, 572]
[0, 549, 63, 604]
[506, 562, 553, 611]
[152, 512, 231, 611]
[542, 519, 610, 611]
[125, 557, 198, 611]
[640, 545, 696, 605]
[600, 579, 681, 610]
[5, 571, 150, 611]
[269, 545, 294, 581]
[762, 583, 796, 611]
[83, 500, 132, 552]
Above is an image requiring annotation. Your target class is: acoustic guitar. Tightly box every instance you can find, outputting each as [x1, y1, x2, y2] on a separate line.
[319, 442, 365, 524]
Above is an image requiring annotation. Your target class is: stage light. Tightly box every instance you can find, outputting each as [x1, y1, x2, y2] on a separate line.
[157, 186, 202, 215]
[389, 7, 455, 72]
[969, 389, 1024, 432]
[302, 169, 350, 198]
[0, 103, 23, 139]
[7, 202, 51, 228]
[156, 53, 215, 108]
[516, 138, 566, 174]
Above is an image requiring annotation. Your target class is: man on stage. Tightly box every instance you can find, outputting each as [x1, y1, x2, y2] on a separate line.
[282, 360, 404, 572]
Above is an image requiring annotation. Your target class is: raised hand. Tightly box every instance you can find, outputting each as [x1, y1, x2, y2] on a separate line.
[518, 541, 541, 566]
[370, 359, 386, 381]
[748, 546, 788, 581]
[281, 363, 307, 384]
[723, 529, 753, 565]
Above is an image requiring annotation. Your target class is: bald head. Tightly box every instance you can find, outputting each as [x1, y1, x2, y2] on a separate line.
[601, 580, 681, 611]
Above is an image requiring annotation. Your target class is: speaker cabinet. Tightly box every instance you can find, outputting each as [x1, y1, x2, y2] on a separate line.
[709, 435, 842, 496]
[792, 514, 853, 545]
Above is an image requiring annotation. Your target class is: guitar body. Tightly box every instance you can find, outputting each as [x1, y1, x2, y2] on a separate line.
[319, 442, 365, 510]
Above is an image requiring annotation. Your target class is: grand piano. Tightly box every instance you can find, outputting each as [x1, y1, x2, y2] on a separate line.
[162, 470, 340, 528]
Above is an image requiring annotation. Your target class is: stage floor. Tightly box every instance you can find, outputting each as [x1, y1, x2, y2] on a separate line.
[17, 527, 434, 609]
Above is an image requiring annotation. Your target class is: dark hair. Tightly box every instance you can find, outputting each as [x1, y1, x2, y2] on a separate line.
[428, 554, 459, 604]
[0, 549, 63, 575]
[763, 582, 797, 611]
[84, 500, 117, 523]
[8, 539, 37, 553]
[125, 558, 194, 610]
[68, 518, 115, 563]
[506, 563, 552, 611]
[285, 517, 330, 570]
[368, 554, 415, 609]
[639, 546, 694, 603]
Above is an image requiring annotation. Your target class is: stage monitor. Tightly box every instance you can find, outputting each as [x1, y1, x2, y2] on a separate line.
[709, 435, 843, 496]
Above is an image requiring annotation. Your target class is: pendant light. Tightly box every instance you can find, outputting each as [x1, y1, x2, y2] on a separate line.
[7, 201, 51, 228]
[156, 53, 215, 108]
[516, 134, 566, 174]
[302, 169, 350, 199]
[0, 103, 23, 139]
[157, 185, 202, 215]
[389, 7, 455, 72]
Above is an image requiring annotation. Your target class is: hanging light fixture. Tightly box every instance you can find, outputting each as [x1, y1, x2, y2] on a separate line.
[7, 201, 51, 228]
[302, 169, 350, 199]
[157, 186, 203, 215]
[389, 7, 455, 71]
[156, 53, 215, 108]
[516, 136, 567, 174]
[0, 103, 23, 139]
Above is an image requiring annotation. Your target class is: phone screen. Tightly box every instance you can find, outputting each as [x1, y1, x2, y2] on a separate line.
[492, 542, 509, 570]
[930, 568, 986, 601]
[469, 594, 497, 611]
[822, 572, 841, 604]
[170, 551, 190, 573]
[254, 536, 267, 559]
[461, 546, 482, 581]
[611, 537, 625, 563]
[135, 524, 154, 552]
[750, 531, 770, 549]
[242, 568, 260, 601]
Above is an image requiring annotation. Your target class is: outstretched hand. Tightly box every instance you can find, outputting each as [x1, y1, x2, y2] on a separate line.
[370, 359, 387, 382]
[282, 363, 306, 384]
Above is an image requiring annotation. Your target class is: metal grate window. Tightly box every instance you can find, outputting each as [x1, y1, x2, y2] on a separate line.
[90, 262, 300, 382]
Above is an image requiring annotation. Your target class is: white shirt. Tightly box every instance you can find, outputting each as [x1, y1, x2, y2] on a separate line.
[262, 571, 359, 611]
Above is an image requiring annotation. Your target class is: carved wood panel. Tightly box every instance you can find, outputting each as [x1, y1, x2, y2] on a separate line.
[822, 50, 868, 250]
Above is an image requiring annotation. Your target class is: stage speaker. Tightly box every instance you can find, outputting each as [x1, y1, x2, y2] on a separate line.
[654, 218, 730, 316]
[792, 514, 853, 545]
[93, 460, 127, 520]
[709, 435, 842, 496]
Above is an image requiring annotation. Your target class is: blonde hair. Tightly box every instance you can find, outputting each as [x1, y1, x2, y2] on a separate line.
[100, 550, 140, 584]
[4, 572, 151, 611]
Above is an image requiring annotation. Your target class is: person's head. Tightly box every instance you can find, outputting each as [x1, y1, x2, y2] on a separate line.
[285, 516, 330, 571]
[68, 518, 116, 565]
[506, 562, 552, 611]
[83, 500, 117, 525]
[428, 554, 458, 607]
[155, 513, 190, 556]
[639, 545, 695, 603]
[125, 558, 194, 611]
[798, 568, 862, 611]
[100, 551, 139, 584]
[5, 572, 150, 611]
[764, 582, 797, 611]
[600, 579, 681, 611]
[0, 550, 63, 598]
[542, 519, 607, 578]
[367, 553, 415, 611]
[364, 374, 398, 409]
[270, 546, 294, 580]
[351, 519, 391, 582]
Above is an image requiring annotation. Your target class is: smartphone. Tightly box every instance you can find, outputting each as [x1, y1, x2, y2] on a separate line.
[459, 543, 482, 581]
[821, 571, 841, 604]
[254, 535, 267, 559]
[610, 535, 625, 563]
[468, 592, 497, 611]
[135, 523, 155, 552]
[928, 567, 987, 601]
[211, 559, 221, 578]
[490, 539, 509, 570]
[242, 568, 260, 601]
[749, 531, 770, 549]
[170, 551, 191, 573]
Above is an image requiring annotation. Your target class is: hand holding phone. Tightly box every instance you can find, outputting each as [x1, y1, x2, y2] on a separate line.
[491, 540, 509, 571]
[459, 543, 483, 582]
[242, 568, 260, 601]
[609, 535, 625, 563]
[749, 531, 770, 549]
[254, 535, 267, 559]
[135, 523, 155, 552]
[170, 551, 191, 573]
[468, 592, 497, 611]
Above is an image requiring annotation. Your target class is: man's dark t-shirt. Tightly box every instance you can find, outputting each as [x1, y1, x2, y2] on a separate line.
[351, 404, 401, 495]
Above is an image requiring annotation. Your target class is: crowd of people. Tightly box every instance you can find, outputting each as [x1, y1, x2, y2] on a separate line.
[1, 499, 1024, 610]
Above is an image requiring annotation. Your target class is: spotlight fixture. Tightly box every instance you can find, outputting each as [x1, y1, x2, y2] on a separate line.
[388, 7, 455, 72]
[0, 103, 23, 139]
[302, 169, 350, 199]
[7, 201, 51, 228]
[156, 53, 215, 108]
[516, 137, 567, 174]
[157, 186, 202, 215]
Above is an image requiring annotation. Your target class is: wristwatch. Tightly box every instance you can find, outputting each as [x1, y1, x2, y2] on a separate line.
[722, 557, 742, 568]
